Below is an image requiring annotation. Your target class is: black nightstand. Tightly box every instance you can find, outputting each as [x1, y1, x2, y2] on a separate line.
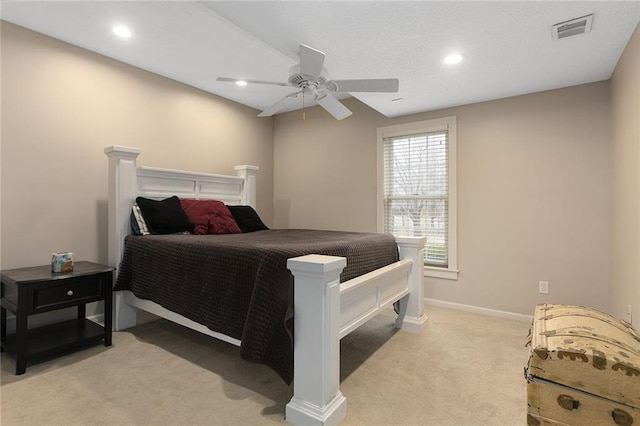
[0, 261, 114, 374]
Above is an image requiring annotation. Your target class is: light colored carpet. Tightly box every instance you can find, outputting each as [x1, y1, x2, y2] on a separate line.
[1, 306, 531, 425]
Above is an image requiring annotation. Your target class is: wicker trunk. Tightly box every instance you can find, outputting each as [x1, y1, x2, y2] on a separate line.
[526, 304, 640, 426]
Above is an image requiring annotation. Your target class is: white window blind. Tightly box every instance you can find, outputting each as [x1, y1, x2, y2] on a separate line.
[383, 130, 449, 266]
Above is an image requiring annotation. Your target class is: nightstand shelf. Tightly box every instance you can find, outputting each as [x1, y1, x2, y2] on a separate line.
[2, 318, 106, 360]
[1, 261, 114, 374]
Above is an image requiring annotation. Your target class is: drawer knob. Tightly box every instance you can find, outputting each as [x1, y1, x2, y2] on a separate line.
[66, 290, 74, 296]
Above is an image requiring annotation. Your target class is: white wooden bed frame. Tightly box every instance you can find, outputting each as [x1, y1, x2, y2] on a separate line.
[105, 145, 426, 425]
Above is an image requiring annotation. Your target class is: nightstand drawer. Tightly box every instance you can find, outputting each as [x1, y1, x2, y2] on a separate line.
[32, 277, 103, 312]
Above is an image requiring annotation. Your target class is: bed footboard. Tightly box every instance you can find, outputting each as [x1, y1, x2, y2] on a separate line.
[286, 236, 425, 425]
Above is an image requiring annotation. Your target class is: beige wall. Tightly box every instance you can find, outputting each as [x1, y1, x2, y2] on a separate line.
[275, 83, 612, 316]
[1, 23, 274, 272]
[611, 23, 640, 322]
[3, 19, 630, 321]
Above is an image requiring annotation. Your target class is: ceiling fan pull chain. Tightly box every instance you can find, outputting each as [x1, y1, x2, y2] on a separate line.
[302, 90, 306, 121]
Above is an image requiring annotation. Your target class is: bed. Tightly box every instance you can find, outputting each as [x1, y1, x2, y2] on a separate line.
[105, 145, 427, 425]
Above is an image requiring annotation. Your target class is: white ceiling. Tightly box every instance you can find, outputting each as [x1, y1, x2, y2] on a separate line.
[2, 1, 639, 118]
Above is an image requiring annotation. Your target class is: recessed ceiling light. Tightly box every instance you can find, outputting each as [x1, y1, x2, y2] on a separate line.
[235, 80, 248, 87]
[443, 54, 463, 65]
[112, 25, 132, 38]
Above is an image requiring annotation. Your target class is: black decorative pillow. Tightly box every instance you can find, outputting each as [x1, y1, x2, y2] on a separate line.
[227, 205, 269, 233]
[135, 196, 193, 235]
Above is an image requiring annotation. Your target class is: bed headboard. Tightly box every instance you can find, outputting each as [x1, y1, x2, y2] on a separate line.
[104, 145, 258, 270]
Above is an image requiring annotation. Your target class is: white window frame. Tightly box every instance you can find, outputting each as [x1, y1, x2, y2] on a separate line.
[377, 116, 458, 280]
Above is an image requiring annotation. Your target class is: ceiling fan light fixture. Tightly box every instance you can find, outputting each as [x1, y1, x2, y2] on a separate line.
[443, 54, 463, 65]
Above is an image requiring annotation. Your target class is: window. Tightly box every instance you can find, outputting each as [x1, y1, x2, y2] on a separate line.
[377, 117, 458, 280]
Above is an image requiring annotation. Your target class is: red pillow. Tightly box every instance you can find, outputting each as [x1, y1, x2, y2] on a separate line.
[179, 199, 241, 235]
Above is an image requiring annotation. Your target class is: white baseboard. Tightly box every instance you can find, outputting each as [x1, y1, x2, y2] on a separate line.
[425, 298, 533, 323]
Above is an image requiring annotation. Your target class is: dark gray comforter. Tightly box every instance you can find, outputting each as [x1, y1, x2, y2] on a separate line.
[114, 229, 399, 383]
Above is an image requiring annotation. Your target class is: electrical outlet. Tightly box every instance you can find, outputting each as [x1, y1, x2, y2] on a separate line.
[539, 281, 549, 294]
[627, 304, 633, 324]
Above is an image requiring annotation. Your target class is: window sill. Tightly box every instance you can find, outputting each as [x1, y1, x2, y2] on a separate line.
[424, 266, 458, 280]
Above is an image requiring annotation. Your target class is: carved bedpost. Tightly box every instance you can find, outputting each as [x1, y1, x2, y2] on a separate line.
[234, 165, 259, 208]
[394, 236, 428, 333]
[286, 255, 348, 426]
[104, 145, 140, 331]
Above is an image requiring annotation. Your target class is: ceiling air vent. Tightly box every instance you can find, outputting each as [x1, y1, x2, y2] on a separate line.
[552, 14, 593, 40]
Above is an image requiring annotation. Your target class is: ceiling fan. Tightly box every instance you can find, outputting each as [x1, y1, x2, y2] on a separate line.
[217, 44, 399, 120]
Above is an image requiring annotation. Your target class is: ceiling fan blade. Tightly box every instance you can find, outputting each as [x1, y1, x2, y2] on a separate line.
[315, 92, 352, 120]
[299, 44, 325, 79]
[329, 78, 399, 93]
[217, 77, 289, 87]
[257, 91, 301, 117]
